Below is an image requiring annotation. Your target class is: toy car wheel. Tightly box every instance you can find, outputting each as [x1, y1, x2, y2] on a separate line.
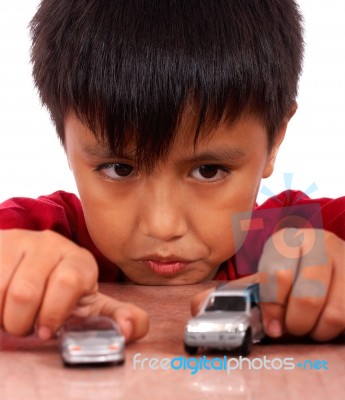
[184, 343, 198, 355]
[62, 360, 73, 368]
[240, 328, 253, 356]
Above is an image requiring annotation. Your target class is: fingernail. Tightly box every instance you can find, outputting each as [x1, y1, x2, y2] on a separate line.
[267, 320, 282, 337]
[38, 326, 52, 341]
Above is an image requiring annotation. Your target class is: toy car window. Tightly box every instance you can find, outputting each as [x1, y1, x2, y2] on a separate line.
[250, 293, 258, 307]
[64, 317, 116, 332]
[205, 295, 246, 312]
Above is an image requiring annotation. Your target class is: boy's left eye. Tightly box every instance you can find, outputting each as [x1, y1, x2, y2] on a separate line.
[95, 163, 135, 180]
[190, 165, 230, 182]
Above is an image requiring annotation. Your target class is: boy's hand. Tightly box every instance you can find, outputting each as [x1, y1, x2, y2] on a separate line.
[0, 229, 149, 342]
[191, 228, 345, 341]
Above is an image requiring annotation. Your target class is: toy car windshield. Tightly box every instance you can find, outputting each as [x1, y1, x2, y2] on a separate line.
[204, 295, 247, 312]
[64, 316, 119, 332]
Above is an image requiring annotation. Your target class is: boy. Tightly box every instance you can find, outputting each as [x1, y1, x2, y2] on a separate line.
[0, 0, 344, 344]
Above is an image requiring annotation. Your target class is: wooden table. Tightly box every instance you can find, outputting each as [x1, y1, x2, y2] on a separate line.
[1, 283, 344, 400]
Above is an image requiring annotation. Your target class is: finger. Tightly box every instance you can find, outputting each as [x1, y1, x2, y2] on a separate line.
[310, 234, 345, 341]
[98, 295, 149, 342]
[258, 230, 301, 337]
[223, 273, 262, 286]
[0, 230, 26, 329]
[285, 261, 331, 336]
[72, 292, 149, 342]
[258, 267, 297, 338]
[2, 246, 62, 336]
[37, 249, 98, 339]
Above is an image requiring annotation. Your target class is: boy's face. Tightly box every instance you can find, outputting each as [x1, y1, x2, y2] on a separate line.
[65, 111, 285, 285]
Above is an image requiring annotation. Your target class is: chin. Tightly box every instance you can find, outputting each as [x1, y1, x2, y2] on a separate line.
[131, 273, 212, 286]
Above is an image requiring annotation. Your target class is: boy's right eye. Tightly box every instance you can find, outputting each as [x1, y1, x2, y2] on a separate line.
[95, 163, 134, 180]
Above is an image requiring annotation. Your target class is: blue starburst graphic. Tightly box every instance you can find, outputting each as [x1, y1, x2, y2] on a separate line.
[260, 173, 318, 204]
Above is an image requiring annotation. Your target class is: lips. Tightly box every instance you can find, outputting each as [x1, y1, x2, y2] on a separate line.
[140, 259, 190, 276]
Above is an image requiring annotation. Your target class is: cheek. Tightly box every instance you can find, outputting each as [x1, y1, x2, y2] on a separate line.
[77, 186, 137, 258]
[206, 216, 236, 261]
[198, 183, 259, 261]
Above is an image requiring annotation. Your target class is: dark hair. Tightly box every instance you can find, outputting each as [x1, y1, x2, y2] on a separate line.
[30, 0, 304, 169]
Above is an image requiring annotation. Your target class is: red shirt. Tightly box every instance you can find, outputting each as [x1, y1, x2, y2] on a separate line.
[0, 190, 344, 282]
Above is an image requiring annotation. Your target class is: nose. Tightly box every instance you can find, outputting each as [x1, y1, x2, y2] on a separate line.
[139, 181, 188, 241]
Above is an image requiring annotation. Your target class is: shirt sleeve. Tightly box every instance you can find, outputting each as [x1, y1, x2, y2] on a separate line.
[0, 191, 79, 236]
[258, 190, 345, 240]
[0, 191, 125, 282]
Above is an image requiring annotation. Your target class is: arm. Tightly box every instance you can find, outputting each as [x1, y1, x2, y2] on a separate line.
[201, 191, 345, 340]
[0, 192, 148, 341]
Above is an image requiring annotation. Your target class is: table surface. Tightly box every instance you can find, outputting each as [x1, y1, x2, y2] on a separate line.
[1, 283, 344, 400]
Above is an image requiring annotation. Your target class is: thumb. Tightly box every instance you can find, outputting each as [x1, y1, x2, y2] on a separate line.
[71, 292, 149, 342]
[221, 274, 285, 336]
[191, 288, 214, 316]
[259, 303, 285, 338]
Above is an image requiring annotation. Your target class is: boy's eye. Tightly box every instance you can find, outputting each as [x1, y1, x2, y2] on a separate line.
[96, 163, 134, 180]
[190, 165, 230, 182]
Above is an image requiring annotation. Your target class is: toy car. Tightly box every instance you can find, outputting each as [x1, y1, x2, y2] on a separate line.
[59, 316, 125, 366]
[184, 283, 264, 356]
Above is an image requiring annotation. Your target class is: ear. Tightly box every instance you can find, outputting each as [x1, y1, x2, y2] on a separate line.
[263, 102, 297, 178]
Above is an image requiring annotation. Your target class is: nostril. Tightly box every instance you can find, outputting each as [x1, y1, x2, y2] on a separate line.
[139, 214, 187, 241]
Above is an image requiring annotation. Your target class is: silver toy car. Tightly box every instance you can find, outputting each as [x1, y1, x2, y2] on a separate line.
[59, 316, 125, 366]
[184, 283, 264, 356]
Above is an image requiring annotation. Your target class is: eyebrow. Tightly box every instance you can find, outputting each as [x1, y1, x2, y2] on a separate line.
[83, 143, 134, 159]
[181, 147, 246, 164]
[83, 143, 246, 163]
